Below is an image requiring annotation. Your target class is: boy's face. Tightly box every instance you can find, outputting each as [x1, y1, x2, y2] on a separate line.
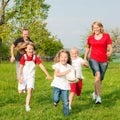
[70, 50, 78, 59]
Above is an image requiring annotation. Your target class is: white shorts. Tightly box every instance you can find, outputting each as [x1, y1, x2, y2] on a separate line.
[18, 77, 35, 91]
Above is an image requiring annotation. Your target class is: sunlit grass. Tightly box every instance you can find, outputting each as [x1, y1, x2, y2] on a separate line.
[0, 61, 120, 120]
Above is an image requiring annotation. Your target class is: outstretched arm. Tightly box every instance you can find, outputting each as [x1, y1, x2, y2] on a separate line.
[10, 44, 15, 63]
[39, 63, 52, 79]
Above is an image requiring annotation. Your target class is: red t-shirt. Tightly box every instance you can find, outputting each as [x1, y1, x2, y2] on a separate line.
[20, 54, 42, 65]
[87, 33, 112, 62]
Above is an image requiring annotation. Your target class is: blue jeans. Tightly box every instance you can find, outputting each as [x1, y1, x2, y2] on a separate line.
[89, 59, 108, 80]
[52, 87, 69, 116]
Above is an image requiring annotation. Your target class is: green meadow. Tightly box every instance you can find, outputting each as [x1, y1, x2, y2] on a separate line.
[0, 61, 120, 120]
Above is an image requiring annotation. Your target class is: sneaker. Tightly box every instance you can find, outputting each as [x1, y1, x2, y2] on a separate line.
[92, 92, 97, 100]
[53, 102, 57, 107]
[23, 90, 26, 93]
[25, 105, 31, 112]
[69, 106, 72, 110]
[95, 96, 101, 104]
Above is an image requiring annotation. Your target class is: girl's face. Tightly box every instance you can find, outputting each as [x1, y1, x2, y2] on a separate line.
[59, 52, 68, 65]
[93, 24, 101, 35]
[70, 49, 78, 60]
[25, 44, 34, 56]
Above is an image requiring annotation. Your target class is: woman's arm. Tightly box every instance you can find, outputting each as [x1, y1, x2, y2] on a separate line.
[107, 44, 112, 57]
[84, 44, 90, 61]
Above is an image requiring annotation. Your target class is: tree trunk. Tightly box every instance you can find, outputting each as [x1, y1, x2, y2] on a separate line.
[0, 38, 2, 63]
[0, 0, 10, 25]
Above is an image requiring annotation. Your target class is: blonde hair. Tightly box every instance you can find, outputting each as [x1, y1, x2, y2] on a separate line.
[54, 49, 72, 65]
[92, 21, 104, 34]
[70, 47, 79, 54]
[17, 41, 35, 54]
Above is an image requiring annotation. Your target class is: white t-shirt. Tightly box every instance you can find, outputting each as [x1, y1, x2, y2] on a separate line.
[72, 57, 85, 79]
[51, 62, 71, 90]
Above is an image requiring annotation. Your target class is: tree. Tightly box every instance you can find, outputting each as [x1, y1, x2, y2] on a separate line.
[0, 0, 63, 60]
[109, 28, 120, 53]
[0, 0, 11, 61]
[0, 0, 10, 25]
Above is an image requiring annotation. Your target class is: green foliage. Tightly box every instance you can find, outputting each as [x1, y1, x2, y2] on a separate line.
[0, 0, 63, 59]
[1, 42, 10, 60]
[0, 62, 120, 120]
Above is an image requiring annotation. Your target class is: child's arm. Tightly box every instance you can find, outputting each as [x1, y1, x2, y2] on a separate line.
[18, 64, 24, 84]
[39, 63, 52, 79]
[82, 60, 89, 67]
[54, 68, 71, 77]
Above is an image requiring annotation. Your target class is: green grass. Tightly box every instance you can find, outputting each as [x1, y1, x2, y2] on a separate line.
[0, 61, 120, 120]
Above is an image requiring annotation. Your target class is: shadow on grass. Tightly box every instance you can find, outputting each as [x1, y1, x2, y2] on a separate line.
[69, 88, 120, 115]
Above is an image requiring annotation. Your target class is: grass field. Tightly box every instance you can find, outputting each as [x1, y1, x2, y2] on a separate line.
[0, 61, 120, 120]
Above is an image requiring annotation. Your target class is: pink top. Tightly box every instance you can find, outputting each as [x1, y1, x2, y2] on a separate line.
[87, 33, 112, 62]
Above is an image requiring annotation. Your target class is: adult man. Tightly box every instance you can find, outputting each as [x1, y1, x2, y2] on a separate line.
[10, 29, 33, 79]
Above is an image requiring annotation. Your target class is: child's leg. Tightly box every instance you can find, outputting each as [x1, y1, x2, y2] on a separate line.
[61, 90, 69, 116]
[26, 88, 32, 107]
[52, 87, 61, 106]
[18, 82, 26, 94]
[18, 90, 23, 94]
[69, 92, 75, 108]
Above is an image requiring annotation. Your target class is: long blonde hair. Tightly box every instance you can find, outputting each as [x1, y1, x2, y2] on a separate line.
[54, 49, 72, 65]
[17, 41, 35, 54]
[92, 21, 105, 34]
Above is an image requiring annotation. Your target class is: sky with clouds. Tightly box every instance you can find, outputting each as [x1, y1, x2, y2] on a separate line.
[45, 0, 120, 48]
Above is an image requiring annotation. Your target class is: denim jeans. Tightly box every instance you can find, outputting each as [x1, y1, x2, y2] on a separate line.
[89, 59, 108, 80]
[52, 87, 69, 116]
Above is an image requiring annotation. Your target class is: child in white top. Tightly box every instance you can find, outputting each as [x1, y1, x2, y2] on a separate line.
[51, 49, 72, 116]
[69, 47, 88, 110]
[17, 42, 52, 112]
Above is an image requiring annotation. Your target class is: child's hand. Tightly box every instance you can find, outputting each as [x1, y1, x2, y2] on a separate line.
[46, 75, 52, 80]
[19, 78, 23, 84]
[83, 60, 89, 67]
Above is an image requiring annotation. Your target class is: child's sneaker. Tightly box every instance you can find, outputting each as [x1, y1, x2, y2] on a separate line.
[23, 89, 26, 93]
[53, 102, 57, 107]
[92, 92, 97, 100]
[25, 105, 31, 112]
[69, 106, 72, 110]
[95, 96, 101, 104]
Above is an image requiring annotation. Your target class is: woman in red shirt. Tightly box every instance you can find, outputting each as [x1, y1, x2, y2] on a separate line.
[84, 21, 112, 104]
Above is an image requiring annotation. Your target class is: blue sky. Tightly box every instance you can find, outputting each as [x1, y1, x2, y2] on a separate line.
[45, 0, 120, 48]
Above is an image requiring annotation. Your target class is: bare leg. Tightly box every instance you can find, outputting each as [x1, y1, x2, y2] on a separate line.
[26, 88, 32, 106]
[69, 92, 75, 108]
[94, 72, 101, 96]
[18, 90, 23, 94]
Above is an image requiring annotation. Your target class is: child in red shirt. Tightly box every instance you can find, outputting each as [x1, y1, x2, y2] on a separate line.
[17, 42, 52, 111]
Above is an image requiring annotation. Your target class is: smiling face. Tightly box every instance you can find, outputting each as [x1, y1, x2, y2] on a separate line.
[92, 25, 101, 35]
[25, 44, 34, 56]
[70, 48, 79, 60]
[22, 30, 29, 41]
[59, 52, 69, 65]
[92, 21, 104, 35]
